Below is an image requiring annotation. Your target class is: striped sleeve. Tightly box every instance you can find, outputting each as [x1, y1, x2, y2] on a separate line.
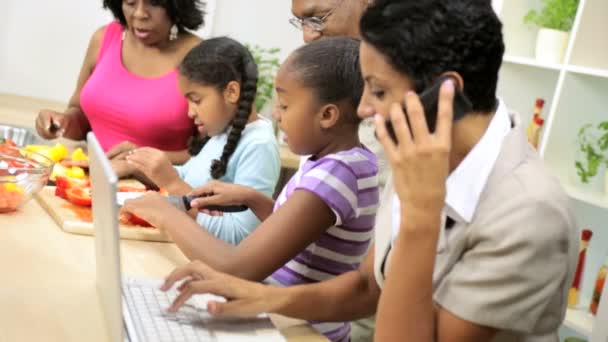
[295, 159, 358, 226]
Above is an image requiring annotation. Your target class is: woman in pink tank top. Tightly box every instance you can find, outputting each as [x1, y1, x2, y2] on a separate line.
[35, 0, 206, 165]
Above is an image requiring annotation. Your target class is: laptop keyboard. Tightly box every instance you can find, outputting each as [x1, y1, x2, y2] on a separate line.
[122, 278, 220, 341]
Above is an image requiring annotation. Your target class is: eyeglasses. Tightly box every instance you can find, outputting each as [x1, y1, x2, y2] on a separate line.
[289, 0, 345, 32]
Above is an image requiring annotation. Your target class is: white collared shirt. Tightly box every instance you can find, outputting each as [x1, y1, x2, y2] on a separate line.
[391, 99, 513, 245]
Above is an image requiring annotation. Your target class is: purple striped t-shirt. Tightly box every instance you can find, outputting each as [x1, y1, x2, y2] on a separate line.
[267, 146, 379, 342]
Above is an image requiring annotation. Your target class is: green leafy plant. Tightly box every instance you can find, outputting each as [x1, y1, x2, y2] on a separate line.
[575, 121, 608, 183]
[524, 0, 579, 32]
[246, 44, 281, 113]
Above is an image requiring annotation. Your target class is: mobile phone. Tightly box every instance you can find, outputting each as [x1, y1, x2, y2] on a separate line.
[385, 76, 472, 142]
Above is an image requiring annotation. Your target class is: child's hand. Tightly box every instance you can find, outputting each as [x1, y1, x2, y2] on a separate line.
[126, 147, 179, 188]
[107, 141, 138, 160]
[161, 260, 283, 317]
[121, 191, 176, 228]
[188, 181, 252, 215]
[374, 80, 454, 227]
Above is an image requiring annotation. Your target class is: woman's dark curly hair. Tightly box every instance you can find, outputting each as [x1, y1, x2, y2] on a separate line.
[102, 0, 205, 32]
[179, 37, 258, 179]
[360, 0, 505, 113]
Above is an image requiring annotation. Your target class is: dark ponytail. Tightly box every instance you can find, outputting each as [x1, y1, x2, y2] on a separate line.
[187, 132, 210, 156]
[179, 37, 258, 179]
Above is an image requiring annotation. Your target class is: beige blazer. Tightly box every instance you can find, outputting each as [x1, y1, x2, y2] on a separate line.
[374, 119, 578, 342]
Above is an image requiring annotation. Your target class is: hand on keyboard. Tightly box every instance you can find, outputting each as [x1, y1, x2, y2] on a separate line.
[161, 260, 282, 318]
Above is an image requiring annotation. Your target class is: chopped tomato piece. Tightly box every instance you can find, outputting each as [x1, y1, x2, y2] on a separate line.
[0, 183, 25, 212]
[55, 176, 90, 200]
[55, 186, 67, 199]
[118, 185, 147, 193]
[129, 213, 152, 227]
[0, 138, 16, 147]
[55, 176, 90, 189]
[65, 187, 92, 207]
[119, 212, 152, 227]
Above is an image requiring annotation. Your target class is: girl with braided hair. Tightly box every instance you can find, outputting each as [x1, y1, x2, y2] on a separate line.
[123, 37, 280, 245]
[124, 37, 379, 342]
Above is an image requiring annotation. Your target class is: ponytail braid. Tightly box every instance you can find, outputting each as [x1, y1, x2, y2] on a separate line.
[187, 133, 211, 156]
[210, 57, 258, 179]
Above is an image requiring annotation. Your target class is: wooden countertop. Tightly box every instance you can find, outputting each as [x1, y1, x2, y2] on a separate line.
[0, 200, 326, 341]
[0, 93, 301, 169]
[0, 93, 325, 341]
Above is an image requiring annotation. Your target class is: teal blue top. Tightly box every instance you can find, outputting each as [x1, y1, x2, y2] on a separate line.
[175, 118, 280, 245]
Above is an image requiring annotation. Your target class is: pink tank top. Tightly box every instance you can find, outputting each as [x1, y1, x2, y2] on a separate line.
[80, 22, 193, 152]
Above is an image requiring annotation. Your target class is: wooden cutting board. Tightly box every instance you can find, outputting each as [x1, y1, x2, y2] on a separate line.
[35, 186, 173, 242]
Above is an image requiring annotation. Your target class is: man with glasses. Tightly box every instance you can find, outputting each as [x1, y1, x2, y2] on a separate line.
[290, 1, 378, 341]
[290, 0, 387, 185]
[290, 0, 368, 43]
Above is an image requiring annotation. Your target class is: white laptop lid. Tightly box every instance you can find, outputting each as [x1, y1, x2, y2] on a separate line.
[89, 132, 124, 342]
[89, 132, 286, 342]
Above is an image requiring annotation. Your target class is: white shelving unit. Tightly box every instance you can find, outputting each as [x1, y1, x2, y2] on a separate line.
[494, 1, 608, 341]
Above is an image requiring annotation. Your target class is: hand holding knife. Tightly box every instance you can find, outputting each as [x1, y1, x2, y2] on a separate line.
[117, 192, 248, 213]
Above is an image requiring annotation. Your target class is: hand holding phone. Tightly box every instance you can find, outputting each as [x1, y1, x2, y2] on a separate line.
[385, 76, 472, 142]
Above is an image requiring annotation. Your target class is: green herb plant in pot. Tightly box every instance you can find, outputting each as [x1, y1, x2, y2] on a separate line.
[575, 121, 608, 196]
[524, 0, 579, 64]
[246, 44, 282, 141]
[246, 44, 281, 115]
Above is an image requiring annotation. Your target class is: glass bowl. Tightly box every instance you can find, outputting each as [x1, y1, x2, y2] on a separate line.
[0, 145, 53, 213]
[0, 124, 46, 146]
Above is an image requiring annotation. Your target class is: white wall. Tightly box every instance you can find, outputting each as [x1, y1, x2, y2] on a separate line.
[0, 1, 113, 102]
[211, 0, 301, 61]
[0, 0, 301, 103]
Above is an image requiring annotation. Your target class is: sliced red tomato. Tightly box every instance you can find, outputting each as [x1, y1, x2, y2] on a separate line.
[0, 139, 18, 156]
[0, 183, 24, 213]
[6, 159, 33, 169]
[119, 212, 152, 227]
[65, 187, 92, 207]
[117, 185, 147, 193]
[55, 176, 90, 199]
[129, 213, 152, 227]
[55, 176, 90, 189]
[0, 138, 16, 147]
[55, 185, 67, 199]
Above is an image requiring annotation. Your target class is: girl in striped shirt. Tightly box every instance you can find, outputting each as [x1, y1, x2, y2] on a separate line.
[130, 36, 379, 342]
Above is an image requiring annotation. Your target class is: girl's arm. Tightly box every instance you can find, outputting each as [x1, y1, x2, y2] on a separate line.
[161, 246, 381, 321]
[271, 246, 380, 321]
[123, 189, 336, 281]
[188, 181, 276, 222]
[125, 147, 192, 195]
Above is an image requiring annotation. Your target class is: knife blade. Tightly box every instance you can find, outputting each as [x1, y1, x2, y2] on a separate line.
[163, 195, 248, 213]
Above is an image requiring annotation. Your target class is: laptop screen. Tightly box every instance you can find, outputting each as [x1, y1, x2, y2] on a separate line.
[88, 132, 124, 342]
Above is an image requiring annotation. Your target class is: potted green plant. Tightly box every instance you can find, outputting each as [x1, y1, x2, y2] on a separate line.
[246, 44, 281, 114]
[574, 121, 608, 194]
[524, 0, 579, 64]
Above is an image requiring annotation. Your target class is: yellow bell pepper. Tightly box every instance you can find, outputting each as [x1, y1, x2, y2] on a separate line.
[70, 147, 89, 161]
[25, 144, 51, 153]
[3, 183, 24, 193]
[50, 163, 69, 180]
[66, 166, 86, 179]
[48, 143, 68, 163]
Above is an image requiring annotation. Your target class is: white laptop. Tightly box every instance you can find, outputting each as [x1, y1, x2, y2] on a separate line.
[87, 132, 286, 342]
